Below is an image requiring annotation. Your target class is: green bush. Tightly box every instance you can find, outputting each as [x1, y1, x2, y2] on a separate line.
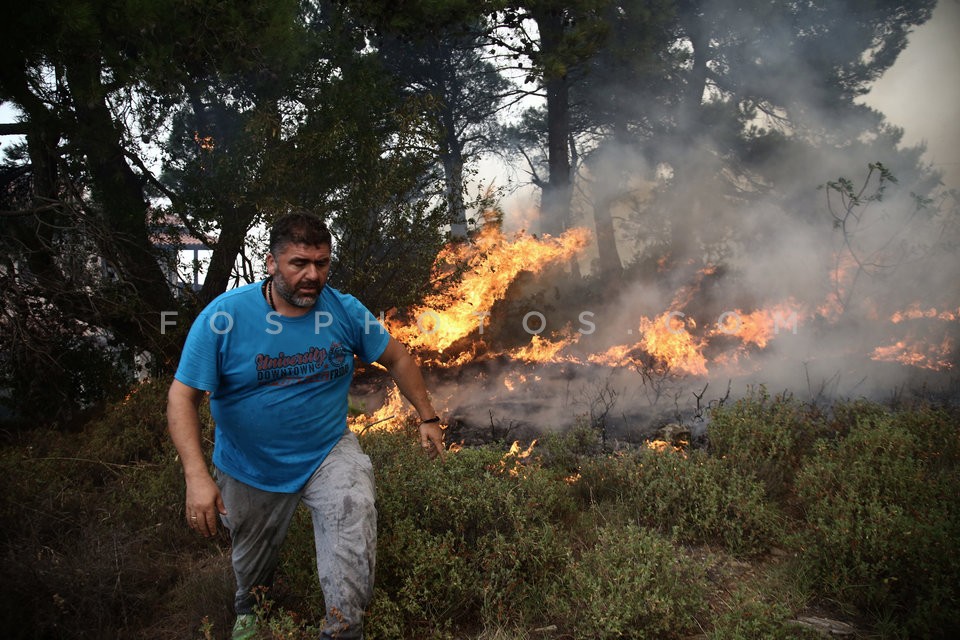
[576, 447, 782, 555]
[6, 382, 958, 639]
[566, 523, 707, 639]
[709, 387, 828, 503]
[794, 405, 960, 637]
[476, 524, 571, 628]
[709, 589, 820, 640]
[360, 428, 579, 633]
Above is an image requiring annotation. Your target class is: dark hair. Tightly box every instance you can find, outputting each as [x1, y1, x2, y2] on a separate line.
[269, 212, 332, 255]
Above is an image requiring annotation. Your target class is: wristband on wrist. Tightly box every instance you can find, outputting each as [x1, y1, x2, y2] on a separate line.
[420, 416, 441, 424]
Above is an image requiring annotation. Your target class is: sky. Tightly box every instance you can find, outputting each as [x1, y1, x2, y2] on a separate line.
[861, 0, 960, 191]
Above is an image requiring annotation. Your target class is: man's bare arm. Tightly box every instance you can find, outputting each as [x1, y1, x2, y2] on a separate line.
[376, 337, 444, 459]
[167, 379, 225, 536]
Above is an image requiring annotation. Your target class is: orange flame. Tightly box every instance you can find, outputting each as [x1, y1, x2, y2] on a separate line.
[646, 439, 688, 456]
[709, 302, 805, 349]
[348, 385, 408, 433]
[890, 305, 960, 323]
[503, 371, 542, 391]
[499, 439, 538, 476]
[193, 131, 215, 151]
[374, 217, 956, 382]
[508, 331, 580, 363]
[586, 312, 707, 375]
[637, 313, 708, 376]
[871, 336, 955, 371]
[387, 225, 590, 358]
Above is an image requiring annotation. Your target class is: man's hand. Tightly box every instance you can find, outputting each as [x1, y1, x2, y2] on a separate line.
[168, 379, 226, 538]
[185, 472, 227, 538]
[418, 420, 446, 461]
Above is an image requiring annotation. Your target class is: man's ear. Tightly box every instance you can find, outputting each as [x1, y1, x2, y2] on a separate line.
[265, 252, 276, 276]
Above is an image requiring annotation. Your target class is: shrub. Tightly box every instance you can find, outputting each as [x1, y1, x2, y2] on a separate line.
[565, 523, 707, 639]
[709, 589, 820, 640]
[576, 447, 782, 555]
[360, 428, 578, 633]
[0, 375, 223, 639]
[794, 406, 960, 637]
[709, 387, 828, 503]
[536, 423, 604, 472]
[476, 524, 571, 628]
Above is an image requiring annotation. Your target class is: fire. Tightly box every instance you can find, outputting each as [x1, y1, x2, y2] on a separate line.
[637, 313, 708, 376]
[503, 372, 542, 391]
[865, 303, 959, 371]
[387, 224, 590, 359]
[508, 332, 579, 363]
[193, 131, 215, 151]
[588, 312, 707, 375]
[890, 305, 960, 323]
[499, 439, 538, 476]
[587, 343, 638, 368]
[583, 304, 809, 376]
[348, 385, 408, 433]
[585, 313, 708, 375]
[370, 211, 956, 393]
[378, 218, 823, 375]
[871, 336, 955, 371]
[818, 251, 859, 320]
[646, 439, 688, 456]
[709, 301, 805, 349]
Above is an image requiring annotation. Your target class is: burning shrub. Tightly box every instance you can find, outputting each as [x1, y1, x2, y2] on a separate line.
[794, 405, 960, 637]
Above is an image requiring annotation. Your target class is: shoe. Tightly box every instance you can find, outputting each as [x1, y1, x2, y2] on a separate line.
[232, 613, 258, 640]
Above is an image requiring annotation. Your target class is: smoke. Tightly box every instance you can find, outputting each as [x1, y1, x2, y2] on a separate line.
[385, 4, 960, 442]
[426, 139, 959, 441]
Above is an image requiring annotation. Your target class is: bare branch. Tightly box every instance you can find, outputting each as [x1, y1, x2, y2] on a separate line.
[516, 145, 546, 189]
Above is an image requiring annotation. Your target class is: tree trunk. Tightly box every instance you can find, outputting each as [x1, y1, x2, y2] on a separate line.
[65, 54, 175, 331]
[440, 100, 467, 240]
[533, 7, 573, 238]
[592, 194, 622, 281]
[197, 201, 259, 306]
[668, 7, 711, 263]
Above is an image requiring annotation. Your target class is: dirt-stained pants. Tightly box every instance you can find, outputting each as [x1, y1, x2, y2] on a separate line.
[216, 429, 377, 639]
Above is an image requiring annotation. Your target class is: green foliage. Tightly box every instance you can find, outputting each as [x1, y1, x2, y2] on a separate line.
[363, 428, 576, 631]
[576, 447, 782, 555]
[0, 325, 138, 425]
[794, 404, 960, 637]
[709, 589, 820, 640]
[0, 376, 222, 639]
[567, 523, 707, 639]
[536, 422, 605, 472]
[708, 387, 830, 502]
[2, 385, 959, 639]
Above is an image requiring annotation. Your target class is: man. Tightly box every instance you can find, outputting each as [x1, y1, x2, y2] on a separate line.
[167, 213, 444, 639]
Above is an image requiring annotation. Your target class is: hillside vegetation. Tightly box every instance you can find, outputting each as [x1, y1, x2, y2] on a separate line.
[1, 378, 958, 639]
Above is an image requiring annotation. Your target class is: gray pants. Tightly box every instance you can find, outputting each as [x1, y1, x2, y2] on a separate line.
[216, 429, 376, 639]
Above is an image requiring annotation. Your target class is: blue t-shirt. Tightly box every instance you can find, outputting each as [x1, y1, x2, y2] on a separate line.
[174, 282, 390, 492]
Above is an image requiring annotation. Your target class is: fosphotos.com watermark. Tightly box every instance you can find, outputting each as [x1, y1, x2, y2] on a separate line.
[160, 308, 800, 338]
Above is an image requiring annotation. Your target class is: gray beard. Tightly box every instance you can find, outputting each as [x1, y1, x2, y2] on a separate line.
[273, 275, 321, 309]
